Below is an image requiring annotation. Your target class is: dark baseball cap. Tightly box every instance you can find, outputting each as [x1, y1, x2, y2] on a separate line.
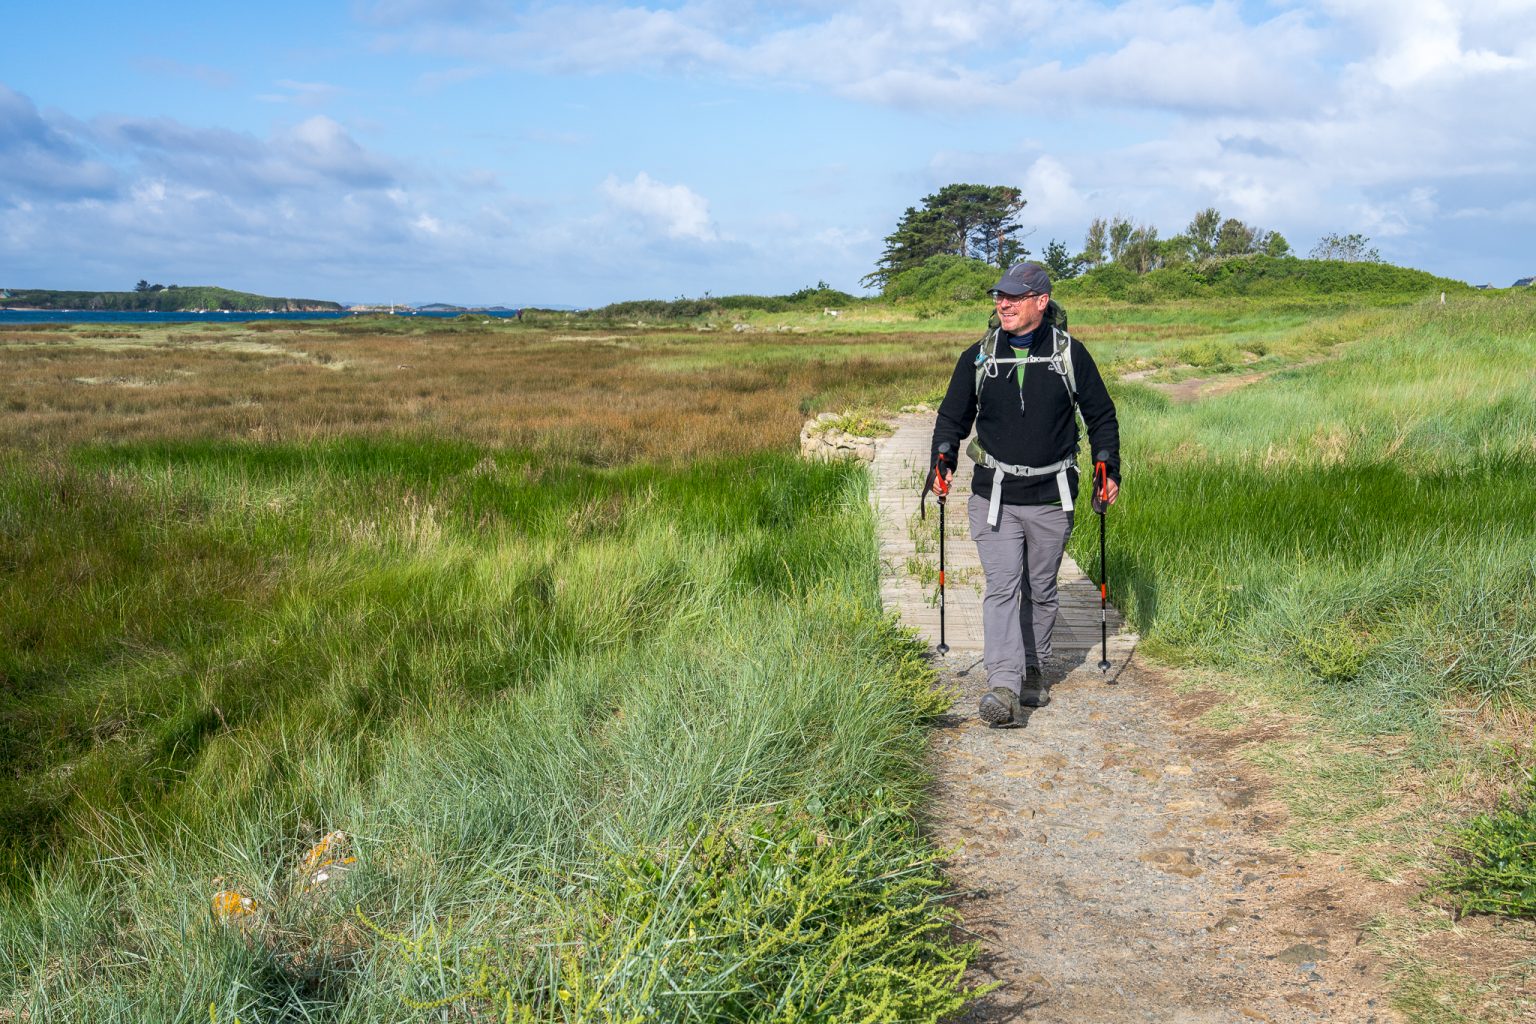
[989, 261, 1052, 296]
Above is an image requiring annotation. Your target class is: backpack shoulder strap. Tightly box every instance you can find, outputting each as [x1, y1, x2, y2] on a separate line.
[1052, 325, 1078, 401]
[1052, 325, 1090, 447]
[973, 325, 1000, 398]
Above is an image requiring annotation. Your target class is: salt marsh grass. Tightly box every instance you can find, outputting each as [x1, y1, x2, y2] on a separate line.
[0, 315, 980, 1020]
[1, 439, 975, 1020]
[4, 288, 1532, 1019]
[0, 319, 959, 459]
[1087, 297, 1536, 729]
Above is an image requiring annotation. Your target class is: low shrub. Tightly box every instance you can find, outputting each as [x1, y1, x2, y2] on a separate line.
[882, 256, 997, 307]
[375, 802, 983, 1022]
[592, 287, 862, 321]
[1434, 771, 1536, 918]
[1058, 256, 1469, 302]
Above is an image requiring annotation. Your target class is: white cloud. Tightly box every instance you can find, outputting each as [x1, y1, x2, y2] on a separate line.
[0, 85, 118, 198]
[601, 172, 718, 242]
[372, 1, 1327, 113]
[1353, 186, 1439, 238]
[281, 116, 394, 185]
[1323, 0, 1532, 87]
[1449, 197, 1536, 224]
[258, 80, 347, 107]
[84, 112, 397, 195]
[1018, 157, 1087, 225]
[0, 90, 449, 297]
[812, 224, 875, 252]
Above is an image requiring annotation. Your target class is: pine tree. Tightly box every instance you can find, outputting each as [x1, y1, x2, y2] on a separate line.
[864, 184, 1028, 290]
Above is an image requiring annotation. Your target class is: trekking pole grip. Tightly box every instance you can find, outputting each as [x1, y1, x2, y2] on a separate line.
[921, 444, 953, 519]
[1090, 449, 1110, 515]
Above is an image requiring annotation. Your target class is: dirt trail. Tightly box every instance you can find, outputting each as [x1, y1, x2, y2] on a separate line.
[870, 414, 1400, 1023]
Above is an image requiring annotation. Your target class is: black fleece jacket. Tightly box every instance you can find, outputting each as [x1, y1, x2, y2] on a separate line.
[930, 324, 1121, 506]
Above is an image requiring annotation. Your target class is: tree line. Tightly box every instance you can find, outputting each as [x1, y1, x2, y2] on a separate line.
[865, 184, 1380, 290]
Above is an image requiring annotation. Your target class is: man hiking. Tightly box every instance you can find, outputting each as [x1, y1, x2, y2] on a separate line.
[930, 261, 1120, 727]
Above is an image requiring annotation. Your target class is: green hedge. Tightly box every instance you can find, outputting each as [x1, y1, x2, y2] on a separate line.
[593, 286, 861, 320]
[881, 255, 998, 304]
[1057, 256, 1469, 302]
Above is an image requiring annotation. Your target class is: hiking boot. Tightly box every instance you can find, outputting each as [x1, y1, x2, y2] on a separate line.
[978, 687, 1020, 727]
[1019, 666, 1050, 707]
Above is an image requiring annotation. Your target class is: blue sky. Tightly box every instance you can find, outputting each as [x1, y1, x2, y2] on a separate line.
[3, 1, 1533, 305]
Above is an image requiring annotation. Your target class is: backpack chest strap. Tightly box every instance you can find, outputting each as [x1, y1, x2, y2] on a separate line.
[987, 355, 1062, 366]
[974, 327, 1079, 416]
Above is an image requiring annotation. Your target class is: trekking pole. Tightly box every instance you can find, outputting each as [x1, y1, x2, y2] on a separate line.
[920, 444, 954, 656]
[1091, 450, 1112, 676]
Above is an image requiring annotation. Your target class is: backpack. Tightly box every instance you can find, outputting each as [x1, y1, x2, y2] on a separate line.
[966, 300, 1086, 520]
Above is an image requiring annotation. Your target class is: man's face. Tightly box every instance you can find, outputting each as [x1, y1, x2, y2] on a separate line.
[993, 291, 1050, 334]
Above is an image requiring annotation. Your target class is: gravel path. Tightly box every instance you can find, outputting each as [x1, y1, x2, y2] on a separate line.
[870, 414, 1399, 1024]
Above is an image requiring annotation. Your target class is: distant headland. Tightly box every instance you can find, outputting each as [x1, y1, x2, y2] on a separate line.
[0, 283, 342, 313]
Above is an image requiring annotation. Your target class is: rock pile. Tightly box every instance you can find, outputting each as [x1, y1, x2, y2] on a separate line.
[799, 412, 881, 463]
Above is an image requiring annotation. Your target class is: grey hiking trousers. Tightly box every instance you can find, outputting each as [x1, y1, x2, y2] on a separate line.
[967, 495, 1074, 695]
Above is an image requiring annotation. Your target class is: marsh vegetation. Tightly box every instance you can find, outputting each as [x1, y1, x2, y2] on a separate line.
[2, 276, 1532, 1020]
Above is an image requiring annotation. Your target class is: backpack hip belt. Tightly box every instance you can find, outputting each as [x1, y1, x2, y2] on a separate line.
[967, 437, 1075, 526]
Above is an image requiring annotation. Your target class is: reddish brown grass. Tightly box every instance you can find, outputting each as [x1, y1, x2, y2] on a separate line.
[1, 323, 963, 462]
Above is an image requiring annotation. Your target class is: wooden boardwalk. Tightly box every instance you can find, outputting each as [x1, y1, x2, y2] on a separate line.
[869, 412, 1135, 671]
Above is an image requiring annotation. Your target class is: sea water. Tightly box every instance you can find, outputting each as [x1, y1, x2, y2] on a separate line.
[0, 309, 522, 325]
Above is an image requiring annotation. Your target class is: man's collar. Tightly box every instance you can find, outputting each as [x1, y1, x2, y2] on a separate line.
[1002, 323, 1042, 347]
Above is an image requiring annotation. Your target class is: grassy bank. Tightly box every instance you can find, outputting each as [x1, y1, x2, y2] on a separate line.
[1065, 293, 1536, 1019]
[0, 425, 975, 1018]
[1080, 296, 1535, 749]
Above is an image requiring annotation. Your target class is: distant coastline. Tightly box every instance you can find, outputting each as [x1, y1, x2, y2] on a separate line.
[0, 284, 342, 313]
[0, 308, 525, 325]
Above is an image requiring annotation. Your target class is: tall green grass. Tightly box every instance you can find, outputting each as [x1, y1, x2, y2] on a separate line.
[1076, 297, 1536, 735]
[0, 442, 976, 1021]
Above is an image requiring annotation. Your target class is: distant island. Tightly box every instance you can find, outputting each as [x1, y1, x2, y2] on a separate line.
[0, 284, 342, 313]
[411, 303, 521, 313]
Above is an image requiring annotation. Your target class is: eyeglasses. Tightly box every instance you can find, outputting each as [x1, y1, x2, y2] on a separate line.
[991, 292, 1040, 306]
